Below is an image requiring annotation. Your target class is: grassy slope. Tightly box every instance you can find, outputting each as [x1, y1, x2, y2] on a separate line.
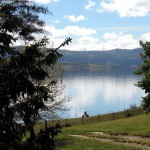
[34, 110, 150, 149]
[60, 114, 150, 136]
[56, 135, 142, 150]
[55, 114, 150, 150]
[59, 108, 144, 127]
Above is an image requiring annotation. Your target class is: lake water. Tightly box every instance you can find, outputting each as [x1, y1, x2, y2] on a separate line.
[62, 68, 145, 118]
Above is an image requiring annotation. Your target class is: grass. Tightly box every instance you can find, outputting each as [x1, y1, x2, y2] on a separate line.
[58, 114, 150, 137]
[34, 108, 150, 149]
[54, 113, 150, 149]
[56, 135, 142, 150]
[58, 107, 144, 127]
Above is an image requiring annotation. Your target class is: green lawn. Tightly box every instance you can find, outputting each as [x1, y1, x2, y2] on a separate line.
[54, 114, 150, 150]
[60, 114, 150, 136]
[56, 135, 142, 150]
[34, 111, 150, 149]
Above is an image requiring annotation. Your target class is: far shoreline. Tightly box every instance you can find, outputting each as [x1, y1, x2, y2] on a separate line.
[61, 63, 139, 69]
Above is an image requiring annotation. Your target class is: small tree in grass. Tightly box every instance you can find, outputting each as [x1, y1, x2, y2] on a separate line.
[135, 41, 150, 112]
[0, 1, 72, 149]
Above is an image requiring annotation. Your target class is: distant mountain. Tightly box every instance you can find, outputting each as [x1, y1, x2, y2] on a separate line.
[58, 48, 143, 68]
[14, 46, 143, 68]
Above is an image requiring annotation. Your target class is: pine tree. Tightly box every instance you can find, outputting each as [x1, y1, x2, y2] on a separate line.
[0, 1, 71, 149]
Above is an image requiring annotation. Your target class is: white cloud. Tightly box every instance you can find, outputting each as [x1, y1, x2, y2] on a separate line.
[98, 0, 150, 17]
[103, 32, 124, 40]
[15, 23, 145, 51]
[34, 0, 59, 4]
[102, 32, 139, 50]
[78, 36, 99, 44]
[39, 24, 150, 51]
[64, 15, 85, 22]
[66, 32, 139, 51]
[43, 25, 97, 49]
[14, 29, 143, 51]
[70, 36, 100, 51]
[141, 32, 150, 42]
[44, 25, 96, 37]
[64, 26, 96, 36]
[44, 25, 68, 37]
[84, 0, 96, 10]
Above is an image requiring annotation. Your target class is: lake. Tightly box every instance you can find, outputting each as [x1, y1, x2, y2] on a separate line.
[61, 67, 145, 118]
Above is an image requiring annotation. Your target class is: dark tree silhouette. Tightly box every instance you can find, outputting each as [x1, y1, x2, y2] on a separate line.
[135, 41, 150, 112]
[0, 1, 71, 149]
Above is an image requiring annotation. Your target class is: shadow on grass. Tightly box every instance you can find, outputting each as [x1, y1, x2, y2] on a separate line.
[56, 136, 75, 149]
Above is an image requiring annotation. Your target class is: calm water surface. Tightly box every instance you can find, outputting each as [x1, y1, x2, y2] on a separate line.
[62, 68, 145, 118]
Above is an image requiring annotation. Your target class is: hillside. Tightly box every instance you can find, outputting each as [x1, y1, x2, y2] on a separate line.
[14, 46, 143, 68]
[58, 48, 143, 68]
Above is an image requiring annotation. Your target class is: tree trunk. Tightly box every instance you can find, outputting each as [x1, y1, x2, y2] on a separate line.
[28, 126, 35, 141]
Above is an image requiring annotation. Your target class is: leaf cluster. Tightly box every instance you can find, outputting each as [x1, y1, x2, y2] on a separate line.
[135, 41, 150, 112]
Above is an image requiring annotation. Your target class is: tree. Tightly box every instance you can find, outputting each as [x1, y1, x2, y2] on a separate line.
[0, 1, 71, 149]
[135, 41, 150, 112]
[39, 64, 70, 120]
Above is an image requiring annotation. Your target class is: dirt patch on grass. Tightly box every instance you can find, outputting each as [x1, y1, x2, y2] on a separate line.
[70, 134, 114, 143]
[70, 132, 150, 150]
[91, 132, 150, 143]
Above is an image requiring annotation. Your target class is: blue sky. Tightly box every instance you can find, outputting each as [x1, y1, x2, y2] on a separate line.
[33, 0, 150, 51]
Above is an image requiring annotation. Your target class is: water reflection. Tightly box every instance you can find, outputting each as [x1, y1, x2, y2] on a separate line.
[63, 68, 145, 118]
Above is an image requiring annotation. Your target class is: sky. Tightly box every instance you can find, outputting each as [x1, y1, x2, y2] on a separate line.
[33, 0, 150, 51]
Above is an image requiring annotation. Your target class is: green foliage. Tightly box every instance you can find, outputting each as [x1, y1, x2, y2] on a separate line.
[24, 123, 62, 150]
[0, 1, 71, 149]
[135, 41, 150, 112]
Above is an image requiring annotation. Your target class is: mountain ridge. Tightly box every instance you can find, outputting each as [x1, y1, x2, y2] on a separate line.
[58, 48, 143, 68]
